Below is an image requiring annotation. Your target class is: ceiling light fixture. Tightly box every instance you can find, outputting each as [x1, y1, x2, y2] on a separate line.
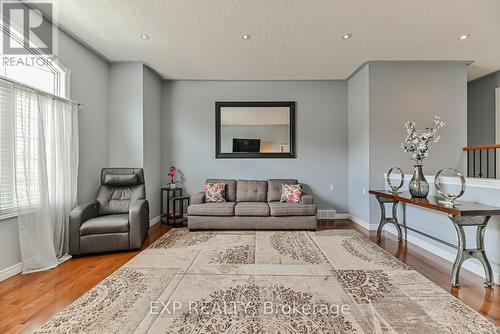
[459, 34, 470, 40]
[140, 34, 150, 40]
[242, 34, 251, 40]
[342, 33, 352, 40]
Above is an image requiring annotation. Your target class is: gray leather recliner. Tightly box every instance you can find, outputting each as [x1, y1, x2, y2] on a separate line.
[69, 168, 149, 256]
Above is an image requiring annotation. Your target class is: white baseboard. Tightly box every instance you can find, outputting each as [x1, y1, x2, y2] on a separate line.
[346, 214, 499, 284]
[3, 213, 495, 284]
[335, 213, 378, 230]
[0, 262, 22, 282]
[0, 215, 161, 283]
[333, 213, 350, 220]
[150, 215, 161, 227]
[384, 225, 500, 284]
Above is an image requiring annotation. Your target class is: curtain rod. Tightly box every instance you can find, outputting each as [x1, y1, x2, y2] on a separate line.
[0, 75, 83, 107]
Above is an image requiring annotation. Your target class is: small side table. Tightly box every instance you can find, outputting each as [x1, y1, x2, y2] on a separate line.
[169, 196, 190, 227]
[160, 186, 182, 225]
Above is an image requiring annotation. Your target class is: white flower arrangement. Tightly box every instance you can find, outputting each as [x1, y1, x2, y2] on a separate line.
[401, 116, 445, 165]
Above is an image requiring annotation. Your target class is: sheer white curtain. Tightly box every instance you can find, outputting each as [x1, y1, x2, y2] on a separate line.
[13, 86, 78, 273]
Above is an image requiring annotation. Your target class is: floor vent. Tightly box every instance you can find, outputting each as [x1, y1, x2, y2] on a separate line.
[317, 209, 336, 220]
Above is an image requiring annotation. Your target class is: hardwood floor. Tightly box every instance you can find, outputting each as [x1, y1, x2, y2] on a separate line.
[0, 223, 172, 334]
[0, 220, 497, 333]
[320, 220, 499, 326]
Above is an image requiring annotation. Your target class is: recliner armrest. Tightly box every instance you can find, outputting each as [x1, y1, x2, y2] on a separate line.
[301, 195, 314, 205]
[129, 199, 149, 249]
[191, 191, 205, 205]
[69, 202, 98, 256]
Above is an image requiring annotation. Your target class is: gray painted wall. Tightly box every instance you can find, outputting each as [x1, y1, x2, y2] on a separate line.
[108, 63, 144, 167]
[369, 62, 467, 272]
[348, 65, 370, 222]
[367, 61, 468, 225]
[58, 32, 110, 203]
[143, 67, 163, 219]
[467, 70, 500, 146]
[0, 218, 21, 271]
[345, 61, 490, 279]
[162, 80, 348, 211]
[369, 61, 467, 181]
[108, 63, 163, 218]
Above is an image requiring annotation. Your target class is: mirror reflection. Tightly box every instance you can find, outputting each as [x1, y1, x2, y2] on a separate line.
[220, 106, 290, 153]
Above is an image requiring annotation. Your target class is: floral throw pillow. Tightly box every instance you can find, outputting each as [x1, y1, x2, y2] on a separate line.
[204, 183, 226, 203]
[280, 184, 302, 203]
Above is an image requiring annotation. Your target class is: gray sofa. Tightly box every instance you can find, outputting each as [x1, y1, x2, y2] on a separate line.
[188, 179, 317, 230]
[69, 168, 150, 256]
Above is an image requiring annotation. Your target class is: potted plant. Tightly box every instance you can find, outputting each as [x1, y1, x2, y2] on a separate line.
[168, 166, 176, 189]
[401, 116, 445, 198]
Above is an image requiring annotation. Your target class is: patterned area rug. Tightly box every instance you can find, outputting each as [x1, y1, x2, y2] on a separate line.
[35, 229, 497, 333]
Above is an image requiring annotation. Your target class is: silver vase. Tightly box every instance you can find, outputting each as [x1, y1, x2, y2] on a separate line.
[409, 165, 429, 198]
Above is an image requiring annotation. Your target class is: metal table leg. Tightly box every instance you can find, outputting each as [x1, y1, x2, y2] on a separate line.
[402, 202, 407, 242]
[160, 190, 164, 222]
[448, 215, 493, 288]
[375, 196, 403, 242]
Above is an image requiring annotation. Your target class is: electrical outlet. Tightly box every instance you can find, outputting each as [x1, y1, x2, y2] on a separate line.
[329, 184, 334, 191]
[362, 187, 366, 195]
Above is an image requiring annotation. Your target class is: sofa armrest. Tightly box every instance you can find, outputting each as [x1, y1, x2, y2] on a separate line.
[129, 199, 149, 249]
[301, 194, 314, 205]
[69, 202, 98, 256]
[191, 191, 205, 205]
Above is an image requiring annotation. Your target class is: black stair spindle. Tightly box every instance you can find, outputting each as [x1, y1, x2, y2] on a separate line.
[479, 150, 482, 178]
[487, 149, 489, 178]
[467, 150, 470, 177]
[473, 150, 476, 177]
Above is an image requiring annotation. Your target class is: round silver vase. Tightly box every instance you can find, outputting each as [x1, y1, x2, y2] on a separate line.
[409, 165, 429, 198]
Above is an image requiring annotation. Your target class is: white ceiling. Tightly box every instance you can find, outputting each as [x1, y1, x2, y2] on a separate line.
[49, 0, 500, 81]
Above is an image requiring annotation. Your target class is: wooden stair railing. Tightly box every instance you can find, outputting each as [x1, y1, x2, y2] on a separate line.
[463, 144, 500, 178]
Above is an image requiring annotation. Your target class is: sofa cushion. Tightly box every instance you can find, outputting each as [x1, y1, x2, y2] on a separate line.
[235, 202, 270, 216]
[268, 202, 317, 217]
[206, 179, 237, 202]
[188, 202, 235, 216]
[236, 180, 267, 202]
[204, 183, 226, 203]
[267, 179, 298, 202]
[280, 184, 303, 203]
[80, 214, 129, 236]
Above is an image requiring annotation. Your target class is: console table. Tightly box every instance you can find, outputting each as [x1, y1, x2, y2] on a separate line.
[369, 190, 500, 288]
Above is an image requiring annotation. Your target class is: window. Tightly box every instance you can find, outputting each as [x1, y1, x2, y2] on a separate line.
[0, 30, 68, 219]
[0, 24, 67, 98]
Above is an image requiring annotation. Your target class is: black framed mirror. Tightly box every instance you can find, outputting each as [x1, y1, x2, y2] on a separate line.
[215, 101, 296, 159]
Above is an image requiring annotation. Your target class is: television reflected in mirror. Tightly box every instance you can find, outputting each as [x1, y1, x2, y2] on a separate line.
[216, 101, 295, 158]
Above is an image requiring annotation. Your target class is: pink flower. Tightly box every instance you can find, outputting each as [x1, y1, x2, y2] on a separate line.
[168, 166, 176, 177]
